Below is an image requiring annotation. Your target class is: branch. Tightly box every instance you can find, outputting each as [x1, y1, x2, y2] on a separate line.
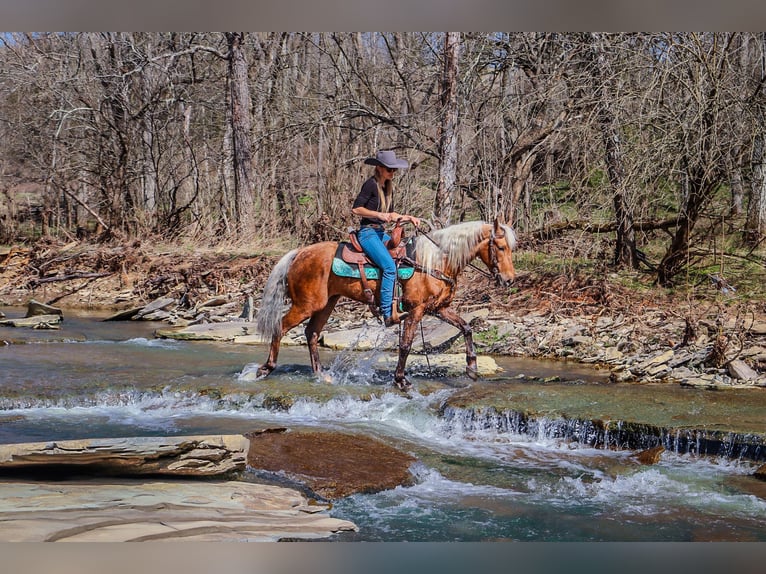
[529, 217, 680, 240]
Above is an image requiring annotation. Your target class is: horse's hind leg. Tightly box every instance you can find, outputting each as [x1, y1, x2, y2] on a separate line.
[436, 307, 478, 380]
[256, 334, 283, 378]
[256, 305, 311, 378]
[305, 295, 340, 376]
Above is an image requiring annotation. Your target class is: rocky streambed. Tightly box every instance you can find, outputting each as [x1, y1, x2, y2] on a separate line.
[3, 288, 766, 542]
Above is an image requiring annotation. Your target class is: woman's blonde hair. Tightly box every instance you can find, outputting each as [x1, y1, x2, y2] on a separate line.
[375, 167, 393, 213]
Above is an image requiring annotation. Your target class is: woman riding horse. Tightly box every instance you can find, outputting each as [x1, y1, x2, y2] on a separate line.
[255, 208, 517, 391]
[352, 150, 420, 327]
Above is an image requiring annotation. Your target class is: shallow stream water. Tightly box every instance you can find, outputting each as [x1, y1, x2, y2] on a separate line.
[1, 308, 764, 541]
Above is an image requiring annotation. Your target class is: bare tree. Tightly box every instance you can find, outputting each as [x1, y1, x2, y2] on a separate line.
[434, 32, 461, 224]
[745, 33, 766, 245]
[655, 34, 736, 285]
[588, 33, 639, 268]
[226, 32, 256, 237]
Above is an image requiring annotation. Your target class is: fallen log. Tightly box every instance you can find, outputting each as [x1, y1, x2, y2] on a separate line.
[28, 271, 111, 286]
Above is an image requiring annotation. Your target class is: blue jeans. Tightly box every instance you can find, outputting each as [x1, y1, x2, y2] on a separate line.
[357, 226, 395, 318]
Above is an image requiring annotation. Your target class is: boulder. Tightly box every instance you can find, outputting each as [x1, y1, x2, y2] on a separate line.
[755, 463, 766, 482]
[632, 445, 665, 465]
[246, 428, 416, 499]
[25, 299, 63, 318]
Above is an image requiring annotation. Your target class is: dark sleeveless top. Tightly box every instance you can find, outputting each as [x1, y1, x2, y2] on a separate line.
[353, 177, 393, 227]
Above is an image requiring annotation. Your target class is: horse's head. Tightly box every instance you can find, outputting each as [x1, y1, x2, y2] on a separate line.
[480, 219, 516, 286]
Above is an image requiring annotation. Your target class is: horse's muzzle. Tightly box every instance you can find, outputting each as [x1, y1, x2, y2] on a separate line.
[494, 274, 514, 287]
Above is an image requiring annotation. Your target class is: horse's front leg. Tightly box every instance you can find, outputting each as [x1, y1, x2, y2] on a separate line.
[435, 307, 478, 380]
[392, 308, 424, 391]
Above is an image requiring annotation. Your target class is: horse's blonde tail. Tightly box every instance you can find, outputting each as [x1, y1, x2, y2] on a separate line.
[255, 248, 298, 341]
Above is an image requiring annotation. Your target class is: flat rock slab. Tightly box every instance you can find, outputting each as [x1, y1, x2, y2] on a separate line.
[0, 479, 356, 541]
[247, 428, 417, 500]
[0, 314, 63, 328]
[0, 435, 249, 477]
[321, 311, 489, 352]
[156, 321, 262, 341]
[373, 353, 501, 376]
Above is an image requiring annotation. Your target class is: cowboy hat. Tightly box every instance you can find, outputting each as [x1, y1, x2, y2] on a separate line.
[364, 150, 409, 169]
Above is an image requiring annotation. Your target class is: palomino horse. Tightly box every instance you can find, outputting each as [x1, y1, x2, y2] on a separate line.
[255, 219, 517, 390]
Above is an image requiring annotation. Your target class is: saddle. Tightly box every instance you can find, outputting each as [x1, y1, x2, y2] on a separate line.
[336, 223, 411, 310]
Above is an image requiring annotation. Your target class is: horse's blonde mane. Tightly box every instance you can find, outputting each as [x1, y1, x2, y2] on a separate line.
[414, 221, 516, 275]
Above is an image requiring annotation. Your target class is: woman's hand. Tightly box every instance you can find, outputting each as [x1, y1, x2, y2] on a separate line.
[386, 212, 420, 226]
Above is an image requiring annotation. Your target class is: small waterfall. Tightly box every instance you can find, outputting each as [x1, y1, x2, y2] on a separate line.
[440, 406, 766, 462]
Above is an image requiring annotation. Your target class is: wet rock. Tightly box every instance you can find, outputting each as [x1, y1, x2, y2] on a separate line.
[25, 299, 62, 318]
[754, 463, 766, 482]
[0, 435, 249, 477]
[374, 353, 502, 377]
[0, 314, 62, 329]
[246, 428, 416, 500]
[0, 479, 356, 541]
[633, 445, 665, 465]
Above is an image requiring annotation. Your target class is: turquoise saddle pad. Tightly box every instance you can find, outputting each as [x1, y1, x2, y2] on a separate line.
[331, 258, 415, 280]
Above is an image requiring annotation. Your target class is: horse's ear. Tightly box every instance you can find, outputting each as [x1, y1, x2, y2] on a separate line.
[493, 217, 503, 232]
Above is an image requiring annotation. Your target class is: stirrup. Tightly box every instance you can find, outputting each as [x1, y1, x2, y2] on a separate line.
[385, 303, 408, 327]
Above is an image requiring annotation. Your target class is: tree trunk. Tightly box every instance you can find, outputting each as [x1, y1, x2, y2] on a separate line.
[589, 33, 639, 269]
[657, 168, 710, 285]
[746, 132, 766, 244]
[226, 32, 256, 237]
[729, 148, 745, 217]
[434, 32, 460, 225]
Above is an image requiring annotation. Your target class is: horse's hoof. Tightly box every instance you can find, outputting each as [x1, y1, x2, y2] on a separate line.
[255, 366, 272, 379]
[466, 367, 479, 380]
[394, 377, 413, 393]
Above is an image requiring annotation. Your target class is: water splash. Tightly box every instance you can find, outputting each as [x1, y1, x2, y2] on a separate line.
[324, 322, 391, 386]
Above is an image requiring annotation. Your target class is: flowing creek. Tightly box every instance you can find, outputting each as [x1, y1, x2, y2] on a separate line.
[1, 308, 765, 541]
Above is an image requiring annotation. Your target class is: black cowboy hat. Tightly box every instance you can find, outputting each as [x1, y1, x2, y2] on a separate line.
[364, 150, 409, 169]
